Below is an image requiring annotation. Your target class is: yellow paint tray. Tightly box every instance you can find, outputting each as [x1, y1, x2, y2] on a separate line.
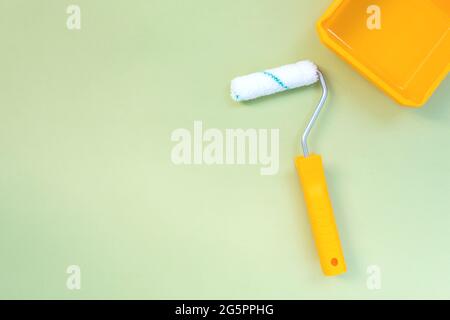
[317, 0, 449, 107]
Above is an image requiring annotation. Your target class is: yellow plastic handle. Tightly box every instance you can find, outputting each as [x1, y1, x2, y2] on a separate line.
[294, 154, 346, 276]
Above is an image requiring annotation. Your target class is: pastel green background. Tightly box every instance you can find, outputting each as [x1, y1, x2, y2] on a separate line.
[0, 0, 448, 299]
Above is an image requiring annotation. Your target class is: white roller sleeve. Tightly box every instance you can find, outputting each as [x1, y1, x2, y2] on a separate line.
[231, 60, 319, 102]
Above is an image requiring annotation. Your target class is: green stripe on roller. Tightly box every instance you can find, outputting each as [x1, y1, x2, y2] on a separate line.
[263, 71, 289, 90]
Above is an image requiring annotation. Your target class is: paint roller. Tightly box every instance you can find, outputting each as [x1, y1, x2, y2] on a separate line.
[231, 61, 346, 276]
